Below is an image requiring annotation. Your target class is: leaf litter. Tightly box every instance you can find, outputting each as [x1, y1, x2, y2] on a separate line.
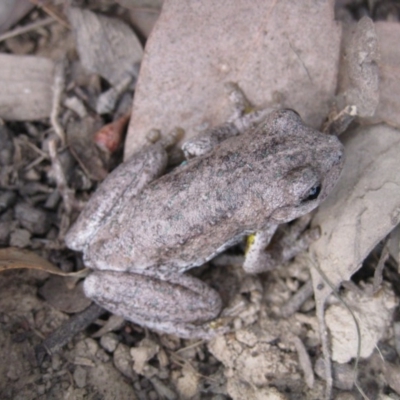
[0, 1, 400, 399]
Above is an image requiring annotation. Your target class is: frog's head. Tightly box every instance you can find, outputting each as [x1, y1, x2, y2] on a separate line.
[267, 110, 345, 223]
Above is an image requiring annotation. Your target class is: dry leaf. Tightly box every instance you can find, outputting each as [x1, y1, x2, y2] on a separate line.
[0, 54, 54, 120]
[127, 7, 161, 39]
[68, 7, 143, 87]
[337, 17, 380, 117]
[67, 115, 109, 181]
[369, 21, 400, 128]
[39, 276, 91, 314]
[0, 0, 34, 33]
[116, 0, 163, 8]
[325, 283, 396, 363]
[310, 124, 400, 301]
[0, 247, 87, 277]
[125, 0, 341, 158]
[94, 113, 130, 154]
[116, 1, 162, 38]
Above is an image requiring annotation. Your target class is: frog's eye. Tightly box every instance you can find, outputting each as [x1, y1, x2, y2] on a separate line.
[301, 184, 321, 203]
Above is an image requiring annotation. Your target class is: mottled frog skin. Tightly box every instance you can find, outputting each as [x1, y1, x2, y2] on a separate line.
[66, 108, 344, 339]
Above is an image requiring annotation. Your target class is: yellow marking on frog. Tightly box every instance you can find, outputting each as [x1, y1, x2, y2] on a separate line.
[245, 233, 257, 254]
[210, 316, 232, 331]
[244, 105, 256, 115]
[209, 319, 223, 329]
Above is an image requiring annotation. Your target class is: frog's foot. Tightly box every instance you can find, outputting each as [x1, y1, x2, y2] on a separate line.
[224, 81, 255, 120]
[182, 83, 271, 159]
[182, 122, 242, 159]
[148, 127, 184, 150]
[84, 270, 228, 340]
[243, 214, 320, 274]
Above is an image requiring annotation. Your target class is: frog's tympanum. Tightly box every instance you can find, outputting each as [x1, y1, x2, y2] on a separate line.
[66, 97, 344, 339]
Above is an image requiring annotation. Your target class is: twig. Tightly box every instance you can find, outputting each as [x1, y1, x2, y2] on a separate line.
[292, 335, 314, 388]
[48, 139, 74, 212]
[29, 0, 70, 28]
[24, 154, 47, 171]
[48, 138, 75, 240]
[311, 258, 369, 400]
[372, 242, 389, 294]
[315, 297, 333, 400]
[0, 16, 55, 43]
[175, 340, 205, 353]
[50, 61, 67, 145]
[280, 280, 314, 318]
[35, 303, 106, 365]
[168, 351, 220, 384]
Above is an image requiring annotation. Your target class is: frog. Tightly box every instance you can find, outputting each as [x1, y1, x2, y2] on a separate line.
[65, 85, 345, 339]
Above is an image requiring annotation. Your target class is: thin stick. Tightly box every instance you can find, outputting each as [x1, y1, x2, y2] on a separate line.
[29, 0, 70, 28]
[0, 16, 55, 43]
[48, 138, 75, 231]
[281, 280, 314, 318]
[292, 335, 315, 388]
[35, 303, 106, 364]
[372, 243, 389, 294]
[50, 61, 66, 145]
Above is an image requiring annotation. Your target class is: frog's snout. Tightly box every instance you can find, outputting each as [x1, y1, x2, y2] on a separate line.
[320, 141, 345, 200]
[331, 150, 344, 170]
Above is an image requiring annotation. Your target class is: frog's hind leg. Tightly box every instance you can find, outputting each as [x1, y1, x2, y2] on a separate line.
[243, 214, 320, 274]
[83, 270, 228, 339]
[65, 130, 181, 251]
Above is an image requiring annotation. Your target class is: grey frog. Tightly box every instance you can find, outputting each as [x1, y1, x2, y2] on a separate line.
[65, 101, 344, 339]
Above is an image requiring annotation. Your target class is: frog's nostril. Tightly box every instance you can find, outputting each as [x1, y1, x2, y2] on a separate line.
[332, 152, 344, 166]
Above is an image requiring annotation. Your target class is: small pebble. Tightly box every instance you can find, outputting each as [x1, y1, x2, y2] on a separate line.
[100, 332, 119, 353]
[73, 366, 87, 388]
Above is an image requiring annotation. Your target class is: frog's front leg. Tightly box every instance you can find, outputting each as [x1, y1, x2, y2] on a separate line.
[84, 270, 226, 339]
[243, 215, 321, 274]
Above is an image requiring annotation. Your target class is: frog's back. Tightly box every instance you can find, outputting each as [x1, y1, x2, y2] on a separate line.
[88, 110, 344, 273]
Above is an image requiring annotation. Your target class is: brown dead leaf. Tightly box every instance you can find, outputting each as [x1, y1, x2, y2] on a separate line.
[125, 0, 341, 158]
[309, 124, 400, 302]
[0, 54, 54, 120]
[0, 247, 88, 278]
[94, 113, 130, 154]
